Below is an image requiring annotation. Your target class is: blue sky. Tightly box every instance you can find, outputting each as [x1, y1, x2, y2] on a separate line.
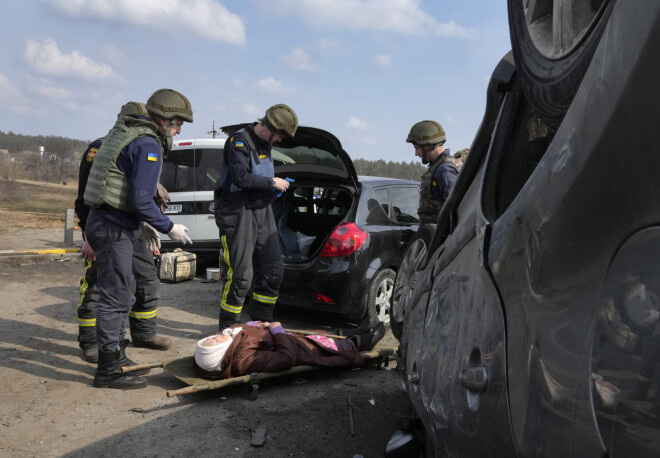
[0, 0, 511, 162]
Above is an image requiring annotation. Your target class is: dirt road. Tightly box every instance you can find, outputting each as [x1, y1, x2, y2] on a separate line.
[0, 250, 413, 457]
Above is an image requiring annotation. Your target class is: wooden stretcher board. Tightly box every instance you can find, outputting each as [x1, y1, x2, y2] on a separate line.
[123, 347, 396, 398]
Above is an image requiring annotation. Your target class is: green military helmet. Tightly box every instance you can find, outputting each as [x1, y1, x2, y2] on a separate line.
[118, 101, 148, 118]
[406, 120, 446, 145]
[146, 88, 193, 123]
[264, 103, 298, 138]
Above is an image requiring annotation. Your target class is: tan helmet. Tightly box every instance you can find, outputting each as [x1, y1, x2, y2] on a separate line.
[146, 89, 193, 123]
[406, 120, 446, 145]
[118, 101, 148, 118]
[264, 104, 298, 137]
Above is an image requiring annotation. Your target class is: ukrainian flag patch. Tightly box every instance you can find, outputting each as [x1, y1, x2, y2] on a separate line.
[147, 153, 158, 162]
[234, 141, 244, 147]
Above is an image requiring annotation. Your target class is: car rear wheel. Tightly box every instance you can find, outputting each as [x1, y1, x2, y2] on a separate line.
[391, 224, 436, 341]
[508, 0, 615, 125]
[367, 268, 395, 326]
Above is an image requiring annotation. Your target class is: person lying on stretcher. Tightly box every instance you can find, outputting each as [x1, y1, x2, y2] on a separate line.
[194, 321, 386, 380]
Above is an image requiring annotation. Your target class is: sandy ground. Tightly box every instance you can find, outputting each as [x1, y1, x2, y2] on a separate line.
[0, 229, 414, 457]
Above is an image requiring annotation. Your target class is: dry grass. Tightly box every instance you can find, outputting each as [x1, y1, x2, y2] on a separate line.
[0, 178, 79, 231]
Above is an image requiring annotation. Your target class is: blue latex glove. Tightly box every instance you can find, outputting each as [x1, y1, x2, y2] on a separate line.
[276, 177, 295, 197]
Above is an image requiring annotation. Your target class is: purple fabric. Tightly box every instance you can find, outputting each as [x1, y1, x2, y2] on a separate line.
[270, 325, 285, 335]
[245, 321, 261, 327]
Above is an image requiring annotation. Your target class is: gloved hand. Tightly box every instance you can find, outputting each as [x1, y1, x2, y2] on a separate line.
[141, 222, 161, 254]
[81, 239, 96, 262]
[168, 223, 192, 245]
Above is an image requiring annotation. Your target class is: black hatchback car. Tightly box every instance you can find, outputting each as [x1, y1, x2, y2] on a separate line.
[199, 124, 420, 326]
[390, 1, 660, 457]
[269, 127, 420, 325]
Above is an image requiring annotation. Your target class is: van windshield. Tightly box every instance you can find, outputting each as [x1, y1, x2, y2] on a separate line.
[161, 147, 222, 192]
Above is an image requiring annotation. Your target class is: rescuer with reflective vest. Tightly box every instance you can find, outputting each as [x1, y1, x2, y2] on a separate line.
[214, 104, 298, 330]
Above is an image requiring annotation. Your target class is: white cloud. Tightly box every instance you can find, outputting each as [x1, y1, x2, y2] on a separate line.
[42, 0, 246, 45]
[256, 77, 294, 95]
[241, 103, 262, 118]
[24, 38, 120, 83]
[256, 0, 473, 38]
[361, 136, 378, 147]
[0, 72, 21, 98]
[346, 116, 370, 132]
[33, 83, 73, 100]
[280, 47, 323, 72]
[370, 54, 392, 68]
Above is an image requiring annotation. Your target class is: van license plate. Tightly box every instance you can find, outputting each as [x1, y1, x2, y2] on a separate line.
[165, 204, 182, 214]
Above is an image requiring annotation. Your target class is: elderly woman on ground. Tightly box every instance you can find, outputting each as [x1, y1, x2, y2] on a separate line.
[194, 321, 386, 380]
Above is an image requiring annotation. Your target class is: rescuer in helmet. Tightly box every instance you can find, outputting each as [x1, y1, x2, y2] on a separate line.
[213, 104, 299, 330]
[74, 101, 174, 367]
[406, 120, 459, 225]
[83, 89, 193, 389]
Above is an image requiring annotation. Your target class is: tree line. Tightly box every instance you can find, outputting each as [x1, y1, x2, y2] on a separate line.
[353, 158, 427, 181]
[0, 130, 433, 184]
[0, 130, 89, 184]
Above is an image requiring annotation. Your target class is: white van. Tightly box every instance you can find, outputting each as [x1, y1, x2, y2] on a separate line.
[160, 138, 225, 254]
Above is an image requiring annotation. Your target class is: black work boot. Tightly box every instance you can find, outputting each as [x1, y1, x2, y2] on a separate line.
[81, 346, 98, 363]
[219, 310, 241, 331]
[118, 339, 150, 375]
[349, 321, 387, 351]
[133, 334, 173, 351]
[93, 349, 148, 390]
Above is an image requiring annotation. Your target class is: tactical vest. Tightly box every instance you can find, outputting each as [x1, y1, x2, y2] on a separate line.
[221, 128, 275, 208]
[84, 116, 164, 212]
[418, 155, 450, 225]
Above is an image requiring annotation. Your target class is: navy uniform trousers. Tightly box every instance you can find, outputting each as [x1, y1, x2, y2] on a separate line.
[84, 212, 159, 352]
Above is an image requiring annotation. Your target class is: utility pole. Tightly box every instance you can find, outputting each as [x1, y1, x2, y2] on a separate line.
[208, 121, 217, 139]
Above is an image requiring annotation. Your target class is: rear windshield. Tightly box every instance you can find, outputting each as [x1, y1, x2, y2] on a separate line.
[161, 147, 222, 192]
[272, 146, 345, 170]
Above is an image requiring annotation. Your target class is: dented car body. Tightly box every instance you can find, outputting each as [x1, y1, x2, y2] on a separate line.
[394, 1, 660, 456]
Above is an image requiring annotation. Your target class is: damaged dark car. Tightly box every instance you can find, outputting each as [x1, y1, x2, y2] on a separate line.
[389, 1, 660, 457]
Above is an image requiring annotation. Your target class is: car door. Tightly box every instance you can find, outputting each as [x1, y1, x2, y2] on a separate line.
[387, 184, 420, 253]
[403, 161, 515, 456]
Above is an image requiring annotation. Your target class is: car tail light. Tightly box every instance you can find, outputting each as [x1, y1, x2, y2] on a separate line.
[319, 223, 367, 258]
[313, 293, 335, 304]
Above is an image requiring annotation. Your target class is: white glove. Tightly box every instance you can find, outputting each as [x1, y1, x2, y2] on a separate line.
[141, 222, 161, 253]
[168, 223, 192, 245]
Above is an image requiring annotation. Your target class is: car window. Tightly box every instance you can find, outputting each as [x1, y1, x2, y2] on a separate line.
[162, 147, 223, 192]
[389, 186, 419, 224]
[361, 187, 391, 225]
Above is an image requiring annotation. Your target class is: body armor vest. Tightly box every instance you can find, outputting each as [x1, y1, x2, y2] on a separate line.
[221, 128, 275, 208]
[84, 116, 164, 212]
[418, 155, 450, 225]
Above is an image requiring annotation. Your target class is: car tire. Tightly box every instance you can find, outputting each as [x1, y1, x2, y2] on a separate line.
[391, 224, 436, 341]
[366, 268, 396, 326]
[508, 0, 615, 126]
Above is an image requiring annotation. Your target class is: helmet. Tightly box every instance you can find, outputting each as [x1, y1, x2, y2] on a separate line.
[264, 104, 298, 137]
[146, 88, 193, 123]
[406, 120, 446, 145]
[118, 101, 148, 118]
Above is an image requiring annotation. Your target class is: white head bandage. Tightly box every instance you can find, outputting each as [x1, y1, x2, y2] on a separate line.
[194, 327, 243, 372]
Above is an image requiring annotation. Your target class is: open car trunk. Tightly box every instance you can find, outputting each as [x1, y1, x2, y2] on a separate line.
[220, 123, 359, 262]
[273, 182, 355, 260]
